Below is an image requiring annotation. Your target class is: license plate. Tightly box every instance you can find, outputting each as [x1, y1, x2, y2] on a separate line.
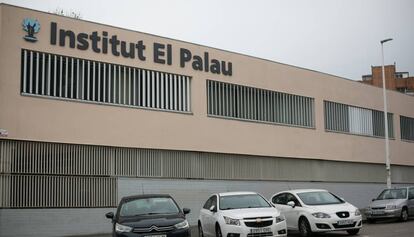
[337, 219, 354, 225]
[372, 210, 384, 215]
[250, 227, 271, 234]
[144, 235, 166, 237]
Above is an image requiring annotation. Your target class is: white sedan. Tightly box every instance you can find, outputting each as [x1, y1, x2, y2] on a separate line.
[270, 189, 362, 236]
[198, 192, 287, 237]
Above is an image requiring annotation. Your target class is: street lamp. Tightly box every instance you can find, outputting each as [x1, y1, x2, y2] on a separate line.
[380, 38, 392, 188]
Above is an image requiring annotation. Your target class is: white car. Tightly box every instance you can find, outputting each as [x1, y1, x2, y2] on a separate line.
[198, 192, 287, 237]
[270, 189, 362, 236]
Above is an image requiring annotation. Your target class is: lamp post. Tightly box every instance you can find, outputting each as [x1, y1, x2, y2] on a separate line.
[380, 38, 392, 188]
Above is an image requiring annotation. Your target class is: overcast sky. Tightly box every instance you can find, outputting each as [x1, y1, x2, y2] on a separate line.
[2, 0, 413, 80]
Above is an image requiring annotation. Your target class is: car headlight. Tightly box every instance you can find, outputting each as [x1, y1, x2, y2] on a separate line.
[355, 209, 361, 216]
[312, 212, 331, 218]
[115, 223, 132, 233]
[175, 220, 189, 229]
[276, 215, 285, 223]
[386, 205, 397, 210]
[224, 216, 240, 226]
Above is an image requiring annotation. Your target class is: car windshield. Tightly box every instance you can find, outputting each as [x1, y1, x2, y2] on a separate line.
[219, 194, 271, 210]
[297, 191, 344, 205]
[376, 188, 407, 200]
[119, 197, 180, 217]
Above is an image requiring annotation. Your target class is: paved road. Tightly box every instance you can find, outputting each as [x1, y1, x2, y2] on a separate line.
[78, 218, 414, 237]
[287, 218, 414, 237]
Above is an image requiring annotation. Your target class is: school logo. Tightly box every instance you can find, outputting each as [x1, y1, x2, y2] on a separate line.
[22, 18, 40, 42]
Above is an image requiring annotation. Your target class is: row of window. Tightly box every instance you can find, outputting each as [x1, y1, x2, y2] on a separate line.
[21, 49, 191, 112]
[324, 101, 394, 138]
[207, 80, 315, 128]
[20, 49, 414, 141]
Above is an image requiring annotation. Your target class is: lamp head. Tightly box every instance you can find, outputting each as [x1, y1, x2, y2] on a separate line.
[381, 38, 393, 44]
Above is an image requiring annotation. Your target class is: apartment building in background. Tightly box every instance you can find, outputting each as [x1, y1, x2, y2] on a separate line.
[361, 64, 414, 95]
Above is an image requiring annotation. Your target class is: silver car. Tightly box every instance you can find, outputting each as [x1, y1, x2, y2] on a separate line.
[365, 187, 414, 222]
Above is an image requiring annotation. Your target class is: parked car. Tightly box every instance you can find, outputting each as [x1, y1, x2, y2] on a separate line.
[198, 191, 287, 237]
[365, 186, 414, 222]
[105, 194, 191, 237]
[270, 189, 362, 237]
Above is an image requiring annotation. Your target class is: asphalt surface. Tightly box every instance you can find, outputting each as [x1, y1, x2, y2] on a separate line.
[287, 218, 414, 237]
[78, 218, 414, 237]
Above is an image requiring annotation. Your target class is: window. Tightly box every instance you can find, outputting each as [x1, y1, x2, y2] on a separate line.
[272, 193, 300, 206]
[286, 193, 301, 207]
[362, 75, 372, 81]
[400, 116, 414, 141]
[21, 49, 191, 113]
[324, 101, 394, 138]
[409, 188, 414, 200]
[272, 193, 287, 205]
[203, 195, 216, 210]
[211, 195, 217, 210]
[395, 72, 409, 79]
[207, 80, 315, 128]
[397, 88, 408, 93]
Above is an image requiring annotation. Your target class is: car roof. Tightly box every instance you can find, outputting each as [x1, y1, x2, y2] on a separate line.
[120, 194, 173, 201]
[276, 189, 328, 195]
[218, 191, 258, 196]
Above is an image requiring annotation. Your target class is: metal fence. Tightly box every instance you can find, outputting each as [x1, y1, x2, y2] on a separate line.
[0, 174, 116, 208]
[2, 139, 414, 208]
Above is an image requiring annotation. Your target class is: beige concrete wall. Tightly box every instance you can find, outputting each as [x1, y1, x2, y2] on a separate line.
[1, 4, 414, 166]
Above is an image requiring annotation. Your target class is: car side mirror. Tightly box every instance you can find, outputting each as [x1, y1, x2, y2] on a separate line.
[105, 212, 114, 220]
[183, 208, 191, 215]
[209, 205, 217, 212]
[287, 201, 295, 208]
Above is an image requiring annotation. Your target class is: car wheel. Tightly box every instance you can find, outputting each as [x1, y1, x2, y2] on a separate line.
[215, 224, 223, 237]
[346, 229, 360, 235]
[198, 223, 204, 237]
[400, 208, 408, 222]
[298, 217, 312, 237]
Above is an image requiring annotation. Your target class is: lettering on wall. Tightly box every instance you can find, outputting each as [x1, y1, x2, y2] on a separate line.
[49, 22, 232, 76]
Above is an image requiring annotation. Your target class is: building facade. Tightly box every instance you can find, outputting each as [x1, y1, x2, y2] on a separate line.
[361, 64, 414, 95]
[1, 4, 414, 237]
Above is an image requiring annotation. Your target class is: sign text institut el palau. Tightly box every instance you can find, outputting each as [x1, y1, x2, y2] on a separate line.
[48, 22, 233, 76]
